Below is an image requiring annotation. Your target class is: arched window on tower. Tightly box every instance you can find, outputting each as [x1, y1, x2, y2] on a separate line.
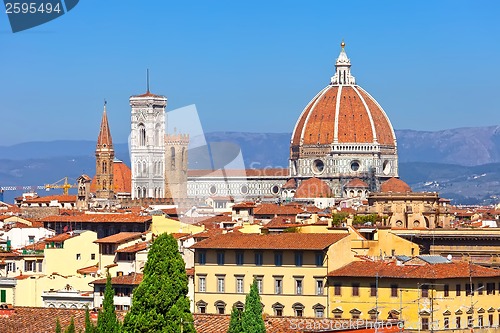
[142, 187, 147, 198]
[138, 123, 146, 146]
[171, 147, 176, 169]
[181, 147, 186, 165]
[102, 161, 107, 174]
[137, 187, 141, 198]
[142, 161, 147, 176]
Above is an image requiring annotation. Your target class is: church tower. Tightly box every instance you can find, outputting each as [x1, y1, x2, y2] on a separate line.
[95, 102, 115, 199]
[130, 84, 167, 199]
[164, 133, 189, 202]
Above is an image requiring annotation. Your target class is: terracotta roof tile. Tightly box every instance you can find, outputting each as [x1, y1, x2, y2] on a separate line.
[380, 177, 412, 193]
[261, 217, 302, 230]
[345, 178, 369, 188]
[40, 213, 152, 224]
[24, 195, 76, 204]
[94, 232, 142, 244]
[76, 264, 99, 274]
[90, 160, 132, 194]
[191, 232, 347, 250]
[92, 273, 143, 285]
[254, 203, 304, 216]
[281, 178, 297, 189]
[44, 233, 74, 243]
[328, 260, 500, 279]
[116, 242, 148, 253]
[295, 178, 333, 198]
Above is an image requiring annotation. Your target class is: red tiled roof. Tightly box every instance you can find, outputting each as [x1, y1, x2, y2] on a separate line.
[171, 233, 191, 240]
[261, 217, 302, 230]
[186, 268, 194, 276]
[24, 195, 76, 204]
[328, 260, 500, 279]
[20, 241, 45, 252]
[40, 213, 152, 224]
[187, 168, 289, 178]
[232, 202, 256, 209]
[191, 232, 348, 250]
[291, 85, 395, 147]
[193, 214, 232, 229]
[76, 264, 99, 275]
[92, 273, 143, 285]
[94, 232, 142, 244]
[90, 160, 132, 194]
[116, 242, 148, 253]
[44, 233, 74, 243]
[254, 203, 304, 216]
[380, 177, 412, 193]
[345, 178, 369, 188]
[281, 178, 297, 189]
[294, 177, 333, 198]
[131, 91, 164, 98]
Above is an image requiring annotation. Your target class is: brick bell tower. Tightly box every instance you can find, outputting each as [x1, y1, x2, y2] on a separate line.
[95, 101, 115, 200]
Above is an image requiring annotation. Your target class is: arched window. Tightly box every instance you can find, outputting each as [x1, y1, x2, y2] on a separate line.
[142, 161, 147, 176]
[272, 302, 284, 316]
[102, 161, 107, 173]
[292, 303, 304, 317]
[138, 123, 146, 146]
[181, 147, 186, 164]
[142, 187, 147, 198]
[171, 147, 176, 168]
[137, 187, 141, 198]
[214, 301, 226, 314]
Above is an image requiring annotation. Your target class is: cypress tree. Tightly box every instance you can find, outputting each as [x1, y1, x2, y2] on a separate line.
[64, 317, 75, 333]
[122, 233, 195, 333]
[85, 306, 95, 333]
[96, 272, 121, 333]
[227, 306, 243, 333]
[241, 280, 265, 333]
[55, 318, 62, 333]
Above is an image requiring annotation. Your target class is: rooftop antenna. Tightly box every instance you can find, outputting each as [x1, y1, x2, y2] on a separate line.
[146, 68, 150, 93]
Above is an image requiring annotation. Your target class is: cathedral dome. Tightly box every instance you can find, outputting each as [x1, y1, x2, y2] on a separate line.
[291, 43, 396, 149]
[380, 177, 412, 193]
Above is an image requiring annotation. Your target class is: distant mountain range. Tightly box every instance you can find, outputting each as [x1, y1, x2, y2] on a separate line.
[1, 126, 499, 205]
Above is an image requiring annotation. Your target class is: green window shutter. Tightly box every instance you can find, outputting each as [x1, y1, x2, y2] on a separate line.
[1, 290, 6, 303]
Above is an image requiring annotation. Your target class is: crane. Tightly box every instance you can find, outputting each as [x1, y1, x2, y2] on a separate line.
[44, 177, 77, 195]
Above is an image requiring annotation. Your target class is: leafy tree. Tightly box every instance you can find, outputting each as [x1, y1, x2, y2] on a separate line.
[331, 212, 349, 226]
[55, 318, 62, 333]
[241, 280, 265, 333]
[96, 272, 121, 333]
[64, 317, 75, 333]
[122, 233, 195, 333]
[85, 306, 95, 333]
[227, 306, 243, 333]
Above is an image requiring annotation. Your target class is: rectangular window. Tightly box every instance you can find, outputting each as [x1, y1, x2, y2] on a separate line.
[316, 279, 324, 295]
[478, 315, 483, 327]
[217, 276, 225, 293]
[456, 284, 461, 296]
[489, 314, 493, 327]
[466, 283, 475, 296]
[487, 282, 495, 295]
[76, 253, 81, 260]
[217, 251, 225, 265]
[1, 290, 6, 303]
[478, 282, 484, 295]
[370, 283, 377, 297]
[444, 284, 449, 297]
[255, 276, 263, 294]
[334, 283, 341, 296]
[275, 278, 283, 294]
[198, 250, 206, 265]
[236, 277, 244, 294]
[444, 317, 450, 329]
[274, 252, 283, 266]
[6, 262, 15, 273]
[421, 285, 429, 298]
[24, 260, 35, 272]
[315, 307, 324, 318]
[391, 284, 398, 297]
[198, 276, 206, 292]
[456, 316, 461, 329]
[255, 252, 263, 266]
[467, 315, 473, 328]
[315, 252, 324, 266]
[352, 283, 360, 296]
[295, 252, 303, 267]
[91, 253, 96, 260]
[421, 318, 429, 330]
[37, 260, 43, 272]
[235, 252, 244, 266]
[295, 279, 303, 295]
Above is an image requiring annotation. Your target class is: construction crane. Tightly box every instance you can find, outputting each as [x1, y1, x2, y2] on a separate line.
[44, 177, 77, 195]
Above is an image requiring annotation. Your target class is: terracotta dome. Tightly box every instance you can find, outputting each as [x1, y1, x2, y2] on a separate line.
[295, 177, 333, 198]
[380, 177, 412, 193]
[345, 178, 369, 188]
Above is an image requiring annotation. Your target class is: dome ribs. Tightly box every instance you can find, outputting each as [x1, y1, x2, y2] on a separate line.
[357, 88, 396, 146]
[336, 86, 373, 143]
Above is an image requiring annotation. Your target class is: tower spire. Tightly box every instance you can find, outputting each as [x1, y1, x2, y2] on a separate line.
[331, 40, 356, 85]
[146, 69, 150, 93]
[97, 101, 113, 148]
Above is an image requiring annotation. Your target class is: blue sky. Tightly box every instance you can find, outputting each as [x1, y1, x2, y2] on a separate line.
[1, 0, 499, 145]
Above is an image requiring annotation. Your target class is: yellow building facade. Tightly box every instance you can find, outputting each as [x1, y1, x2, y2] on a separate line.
[191, 232, 353, 317]
[328, 256, 500, 332]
